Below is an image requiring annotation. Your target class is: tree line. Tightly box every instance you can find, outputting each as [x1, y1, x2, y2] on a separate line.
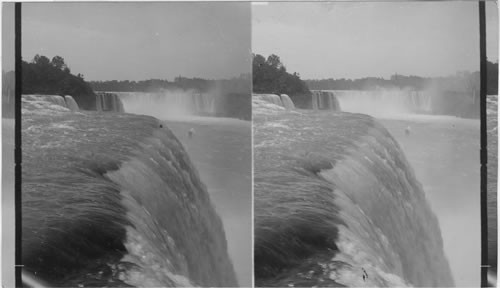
[22, 55, 97, 110]
[90, 77, 211, 93]
[89, 74, 251, 94]
[252, 54, 312, 108]
[15, 54, 252, 120]
[306, 61, 498, 95]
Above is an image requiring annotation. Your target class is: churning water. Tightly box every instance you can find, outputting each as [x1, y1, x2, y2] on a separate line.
[307, 89, 481, 285]
[22, 96, 238, 287]
[487, 94, 498, 284]
[115, 91, 252, 286]
[379, 115, 480, 286]
[253, 102, 454, 287]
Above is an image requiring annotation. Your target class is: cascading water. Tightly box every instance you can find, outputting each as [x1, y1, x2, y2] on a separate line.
[280, 94, 295, 110]
[23, 94, 68, 109]
[487, 94, 498, 285]
[64, 95, 80, 111]
[253, 94, 285, 108]
[115, 89, 252, 286]
[115, 91, 218, 119]
[22, 94, 80, 114]
[333, 89, 478, 118]
[21, 94, 123, 114]
[253, 93, 296, 110]
[96, 92, 125, 112]
[21, 97, 237, 287]
[332, 90, 431, 117]
[253, 102, 454, 287]
[311, 91, 341, 111]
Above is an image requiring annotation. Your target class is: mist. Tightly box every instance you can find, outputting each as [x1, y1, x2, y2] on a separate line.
[116, 89, 210, 120]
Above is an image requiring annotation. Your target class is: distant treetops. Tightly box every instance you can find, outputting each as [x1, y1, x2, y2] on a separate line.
[22, 55, 97, 110]
[305, 61, 498, 96]
[252, 53, 312, 109]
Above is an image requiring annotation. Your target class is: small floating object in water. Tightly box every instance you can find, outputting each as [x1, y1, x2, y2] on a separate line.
[405, 126, 411, 136]
[188, 128, 195, 139]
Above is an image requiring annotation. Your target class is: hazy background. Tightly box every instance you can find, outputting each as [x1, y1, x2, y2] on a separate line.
[253, 1, 498, 79]
[20, 2, 251, 81]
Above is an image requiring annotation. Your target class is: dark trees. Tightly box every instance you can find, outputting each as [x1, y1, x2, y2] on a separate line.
[252, 53, 312, 108]
[51, 56, 67, 71]
[22, 55, 97, 110]
[487, 61, 498, 95]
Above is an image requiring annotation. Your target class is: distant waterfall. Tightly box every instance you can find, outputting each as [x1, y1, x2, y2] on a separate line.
[192, 92, 217, 114]
[115, 91, 218, 119]
[311, 91, 341, 111]
[96, 92, 125, 112]
[333, 90, 478, 118]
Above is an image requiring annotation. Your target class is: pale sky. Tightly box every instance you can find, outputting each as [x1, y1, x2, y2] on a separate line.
[19, 2, 251, 81]
[3, 2, 498, 80]
[253, 1, 499, 80]
[2, 3, 15, 73]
